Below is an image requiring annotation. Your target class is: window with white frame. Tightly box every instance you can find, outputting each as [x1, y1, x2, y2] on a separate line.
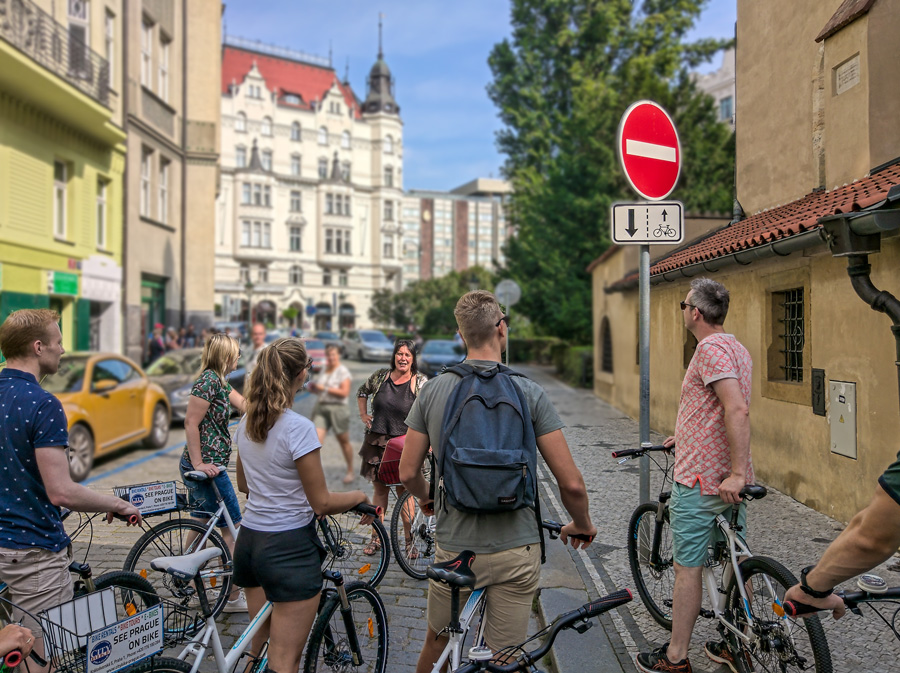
[289, 265, 303, 285]
[105, 10, 115, 88]
[53, 161, 67, 238]
[241, 220, 251, 246]
[158, 158, 169, 224]
[239, 264, 250, 283]
[235, 145, 246, 168]
[290, 190, 301, 213]
[262, 117, 272, 136]
[96, 178, 107, 248]
[158, 35, 170, 102]
[340, 161, 350, 181]
[258, 266, 268, 283]
[344, 195, 352, 216]
[323, 269, 332, 286]
[263, 185, 271, 207]
[251, 221, 261, 246]
[253, 184, 262, 205]
[341, 131, 350, 149]
[339, 269, 348, 286]
[289, 226, 302, 252]
[318, 127, 328, 145]
[384, 200, 394, 221]
[291, 122, 301, 141]
[383, 234, 394, 258]
[241, 182, 251, 205]
[290, 154, 301, 176]
[383, 135, 393, 154]
[261, 150, 272, 171]
[384, 166, 393, 187]
[140, 148, 152, 217]
[318, 158, 328, 179]
[141, 19, 153, 88]
[261, 223, 270, 248]
[325, 194, 334, 215]
[235, 112, 246, 132]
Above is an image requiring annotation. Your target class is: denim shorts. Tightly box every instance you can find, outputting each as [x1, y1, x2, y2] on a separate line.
[669, 481, 747, 567]
[179, 456, 242, 528]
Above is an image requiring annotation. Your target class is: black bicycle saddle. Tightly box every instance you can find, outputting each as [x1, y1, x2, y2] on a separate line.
[426, 550, 477, 588]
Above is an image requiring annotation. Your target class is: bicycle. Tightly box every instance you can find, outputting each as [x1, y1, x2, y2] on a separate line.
[615, 444, 833, 673]
[149, 508, 388, 673]
[424, 521, 605, 673]
[383, 449, 435, 580]
[652, 222, 676, 238]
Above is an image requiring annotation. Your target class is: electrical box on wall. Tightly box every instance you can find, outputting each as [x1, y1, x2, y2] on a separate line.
[829, 380, 857, 459]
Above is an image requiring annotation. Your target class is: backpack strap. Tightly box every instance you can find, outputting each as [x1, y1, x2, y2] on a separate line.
[535, 487, 546, 565]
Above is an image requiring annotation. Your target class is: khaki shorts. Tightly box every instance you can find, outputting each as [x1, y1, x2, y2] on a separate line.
[427, 543, 540, 652]
[0, 546, 74, 641]
[312, 403, 350, 435]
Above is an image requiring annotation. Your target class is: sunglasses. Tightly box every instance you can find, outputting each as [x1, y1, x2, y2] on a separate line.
[305, 357, 314, 371]
[679, 301, 703, 315]
[495, 315, 510, 328]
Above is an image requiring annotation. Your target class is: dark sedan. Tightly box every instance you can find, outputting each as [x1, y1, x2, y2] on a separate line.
[418, 339, 465, 377]
[145, 348, 247, 422]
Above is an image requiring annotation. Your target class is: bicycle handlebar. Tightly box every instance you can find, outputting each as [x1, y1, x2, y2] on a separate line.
[1, 648, 47, 671]
[60, 508, 139, 525]
[451, 589, 633, 673]
[352, 503, 383, 518]
[541, 519, 593, 543]
[611, 445, 670, 459]
[783, 585, 900, 617]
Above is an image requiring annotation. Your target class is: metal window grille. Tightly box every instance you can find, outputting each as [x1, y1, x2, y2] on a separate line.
[600, 318, 613, 373]
[778, 288, 804, 382]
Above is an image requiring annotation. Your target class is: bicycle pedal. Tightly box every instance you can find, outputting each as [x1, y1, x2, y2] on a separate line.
[572, 619, 593, 634]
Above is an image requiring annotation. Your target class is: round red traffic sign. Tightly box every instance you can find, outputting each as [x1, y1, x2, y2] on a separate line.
[617, 101, 681, 201]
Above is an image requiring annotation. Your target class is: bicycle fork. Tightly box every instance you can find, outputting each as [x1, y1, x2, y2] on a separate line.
[323, 570, 365, 667]
[648, 492, 671, 568]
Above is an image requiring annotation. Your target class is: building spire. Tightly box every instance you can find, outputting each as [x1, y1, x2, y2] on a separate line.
[378, 12, 383, 60]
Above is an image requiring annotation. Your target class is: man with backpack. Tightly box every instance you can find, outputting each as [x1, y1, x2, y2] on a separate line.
[399, 290, 596, 673]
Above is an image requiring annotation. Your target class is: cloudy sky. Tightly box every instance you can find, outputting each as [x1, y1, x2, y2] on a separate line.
[222, 1, 736, 191]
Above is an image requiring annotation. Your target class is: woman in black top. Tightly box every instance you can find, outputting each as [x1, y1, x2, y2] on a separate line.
[356, 340, 427, 555]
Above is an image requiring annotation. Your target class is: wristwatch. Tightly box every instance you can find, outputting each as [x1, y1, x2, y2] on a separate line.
[799, 565, 833, 598]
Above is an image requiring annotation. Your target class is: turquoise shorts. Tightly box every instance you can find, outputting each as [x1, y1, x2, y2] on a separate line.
[669, 482, 747, 567]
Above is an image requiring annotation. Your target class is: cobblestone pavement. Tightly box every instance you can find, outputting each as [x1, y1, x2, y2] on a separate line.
[66, 361, 898, 672]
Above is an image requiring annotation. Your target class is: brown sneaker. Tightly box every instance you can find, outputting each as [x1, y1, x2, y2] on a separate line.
[636, 644, 693, 673]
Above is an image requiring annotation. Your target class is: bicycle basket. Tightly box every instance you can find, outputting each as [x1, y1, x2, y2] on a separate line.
[114, 481, 188, 518]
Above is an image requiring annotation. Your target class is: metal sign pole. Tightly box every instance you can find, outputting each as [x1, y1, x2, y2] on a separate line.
[639, 244, 651, 504]
[506, 304, 511, 367]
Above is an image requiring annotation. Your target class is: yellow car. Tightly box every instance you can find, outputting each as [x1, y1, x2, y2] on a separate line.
[41, 353, 172, 482]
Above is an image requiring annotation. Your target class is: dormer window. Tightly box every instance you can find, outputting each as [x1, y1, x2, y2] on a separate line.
[284, 94, 301, 105]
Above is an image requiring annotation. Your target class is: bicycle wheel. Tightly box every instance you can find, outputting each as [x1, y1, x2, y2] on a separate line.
[627, 502, 674, 629]
[124, 518, 232, 624]
[303, 582, 388, 673]
[125, 655, 193, 672]
[726, 556, 832, 673]
[390, 490, 435, 580]
[320, 513, 389, 588]
[88, 571, 161, 616]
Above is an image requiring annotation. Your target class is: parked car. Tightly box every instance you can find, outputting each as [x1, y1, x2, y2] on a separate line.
[314, 331, 343, 354]
[342, 329, 394, 362]
[41, 353, 172, 482]
[418, 339, 466, 377]
[213, 321, 247, 340]
[145, 348, 247, 423]
[304, 339, 327, 373]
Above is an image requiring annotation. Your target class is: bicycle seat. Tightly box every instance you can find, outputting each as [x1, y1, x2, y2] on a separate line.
[426, 550, 477, 589]
[183, 467, 223, 482]
[150, 547, 223, 581]
[740, 484, 767, 500]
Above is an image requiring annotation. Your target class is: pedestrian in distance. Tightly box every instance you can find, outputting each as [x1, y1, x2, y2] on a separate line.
[0, 309, 142, 660]
[181, 333, 247, 612]
[233, 338, 372, 673]
[185, 323, 197, 348]
[147, 323, 166, 364]
[636, 277, 753, 673]
[399, 291, 596, 672]
[245, 322, 268, 375]
[307, 344, 356, 484]
[356, 339, 427, 556]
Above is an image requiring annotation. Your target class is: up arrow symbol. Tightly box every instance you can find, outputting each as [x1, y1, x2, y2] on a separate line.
[661, 209, 668, 222]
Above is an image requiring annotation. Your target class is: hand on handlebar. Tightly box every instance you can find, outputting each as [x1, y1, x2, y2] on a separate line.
[356, 494, 376, 525]
[560, 522, 596, 550]
[193, 462, 222, 478]
[418, 498, 434, 516]
[106, 500, 142, 527]
[0, 623, 34, 660]
[783, 584, 846, 620]
[717, 474, 746, 505]
[663, 436, 675, 449]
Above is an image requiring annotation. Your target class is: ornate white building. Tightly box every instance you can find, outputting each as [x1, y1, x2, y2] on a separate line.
[215, 35, 403, 331]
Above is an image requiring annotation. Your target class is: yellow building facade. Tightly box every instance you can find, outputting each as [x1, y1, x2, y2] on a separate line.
[0, 0, 126, 351]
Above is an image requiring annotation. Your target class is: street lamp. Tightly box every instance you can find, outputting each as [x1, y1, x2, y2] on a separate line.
[245, 281, 255, 332]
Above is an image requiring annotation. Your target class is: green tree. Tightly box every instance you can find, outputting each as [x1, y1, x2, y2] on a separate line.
[489, 0, 734, 342]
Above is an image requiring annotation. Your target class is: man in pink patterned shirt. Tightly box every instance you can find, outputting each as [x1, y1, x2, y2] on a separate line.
[637, 278, 752, 673]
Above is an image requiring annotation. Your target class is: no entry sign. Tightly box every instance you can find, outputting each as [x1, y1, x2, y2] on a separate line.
[617, 101, 681, 201]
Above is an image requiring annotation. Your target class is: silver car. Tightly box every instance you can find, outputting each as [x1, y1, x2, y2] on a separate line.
[342, 329, 394, 362]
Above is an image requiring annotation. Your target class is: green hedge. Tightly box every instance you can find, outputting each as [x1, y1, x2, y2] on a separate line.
[508, 337, 565, 365]
[554, 346, 594, 388]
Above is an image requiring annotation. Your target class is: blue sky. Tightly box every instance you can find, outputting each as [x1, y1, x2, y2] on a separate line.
[222, 1, 736, 191]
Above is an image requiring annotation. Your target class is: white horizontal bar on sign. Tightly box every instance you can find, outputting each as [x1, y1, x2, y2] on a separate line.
[625, 139, 677, 162]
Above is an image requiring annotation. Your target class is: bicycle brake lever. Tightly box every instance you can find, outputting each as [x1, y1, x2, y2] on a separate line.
[572, 619, 593, 634]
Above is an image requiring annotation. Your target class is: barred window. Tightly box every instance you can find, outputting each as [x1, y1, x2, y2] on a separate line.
[775, 288, 805, 382]
[600, 317, 613, 374]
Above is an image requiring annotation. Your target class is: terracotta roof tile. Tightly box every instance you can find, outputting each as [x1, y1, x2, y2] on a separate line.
[650, 164, 900, 277]
[816, 0, 878, 42]
[222, 46, 361, 119]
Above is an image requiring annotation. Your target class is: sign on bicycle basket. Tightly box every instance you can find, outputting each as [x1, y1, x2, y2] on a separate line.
[126, 481, 178, 514]
[611, 202, 684, 245]
[86, 604, 163, 673]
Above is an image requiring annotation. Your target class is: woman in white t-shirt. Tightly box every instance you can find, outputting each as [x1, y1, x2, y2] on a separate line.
[234, 338, 371, 673]
[307, 344, 355, 484]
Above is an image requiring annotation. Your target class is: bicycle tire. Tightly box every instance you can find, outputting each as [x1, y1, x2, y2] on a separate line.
[88, 571, 161, 614]
[303, 582, 388, 673]
[123, 518, 232, 625]
[390, 490, 435, 580]
[124, 655, 193, 672]
[320, 513, 390, 588]
[725, 556, 832, 673]
[627, 502, 674, 629]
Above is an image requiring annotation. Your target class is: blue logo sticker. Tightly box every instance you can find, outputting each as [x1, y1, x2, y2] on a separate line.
[90, 640, 112, 665]
[130, 493, 145, 507]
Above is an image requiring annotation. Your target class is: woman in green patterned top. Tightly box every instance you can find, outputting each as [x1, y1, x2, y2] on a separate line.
[182, 333, 248, 612]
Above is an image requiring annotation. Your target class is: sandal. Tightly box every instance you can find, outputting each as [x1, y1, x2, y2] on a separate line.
[405, 538, 421, 560]
[363, 539, 381, 556]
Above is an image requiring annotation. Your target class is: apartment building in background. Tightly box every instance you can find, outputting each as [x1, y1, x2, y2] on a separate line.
[122, 0, 222, 364]
[215, 34, 403, 332]
[0, 0, 126, 352]
[694, 47, 735, 127]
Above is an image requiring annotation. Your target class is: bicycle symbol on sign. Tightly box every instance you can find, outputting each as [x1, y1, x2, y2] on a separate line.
[652, 222, 677, 238]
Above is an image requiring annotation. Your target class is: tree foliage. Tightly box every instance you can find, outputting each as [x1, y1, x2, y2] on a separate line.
[488, 0, 735, 343]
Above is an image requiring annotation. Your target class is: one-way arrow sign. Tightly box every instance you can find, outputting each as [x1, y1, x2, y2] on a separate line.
[611, 201, 684, 245]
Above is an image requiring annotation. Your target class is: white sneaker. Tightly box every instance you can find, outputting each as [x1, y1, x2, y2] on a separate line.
[223, 590, 247, 613]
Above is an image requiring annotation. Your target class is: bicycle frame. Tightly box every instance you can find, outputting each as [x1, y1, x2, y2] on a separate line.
[189, 477, 240, 544]
[177, 596, 272, 673]
[430, 587, 488, 673]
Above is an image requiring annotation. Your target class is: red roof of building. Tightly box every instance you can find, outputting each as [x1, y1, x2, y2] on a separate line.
[222, 46, 361, 119]
[650, 164, 900, 276]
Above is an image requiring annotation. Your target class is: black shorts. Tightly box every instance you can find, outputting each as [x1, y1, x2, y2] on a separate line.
[232, 519, 327, 602]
